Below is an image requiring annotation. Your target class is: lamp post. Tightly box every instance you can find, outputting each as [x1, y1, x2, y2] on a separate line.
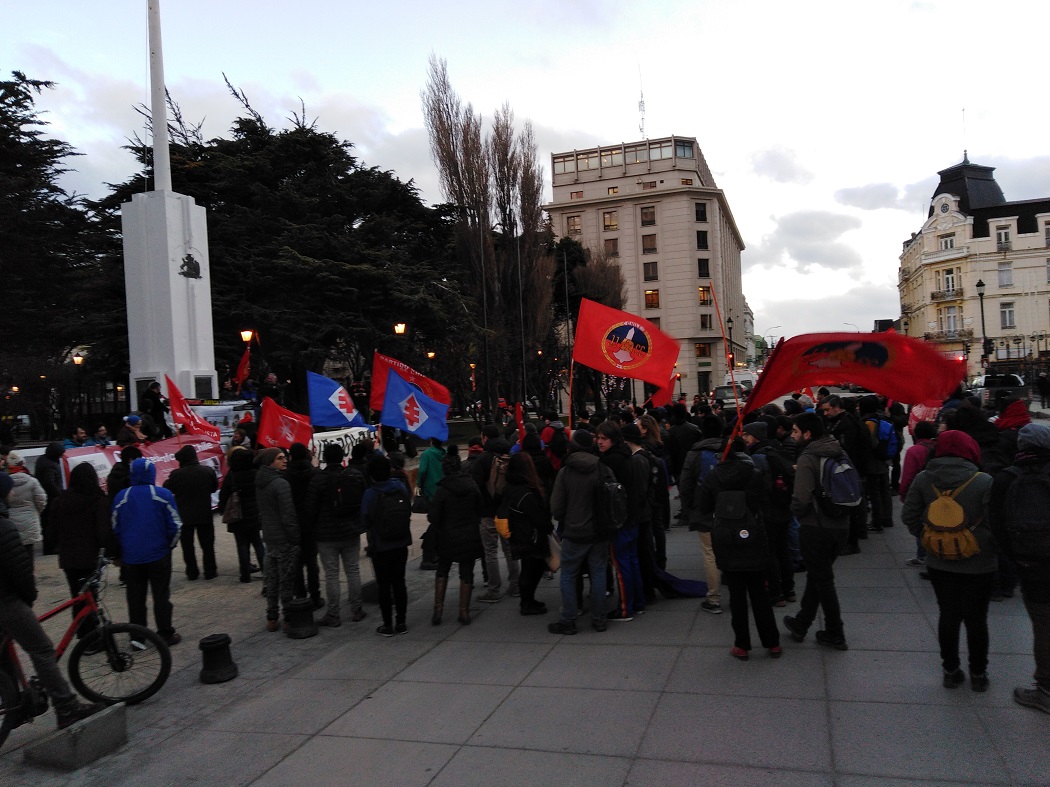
[393, 323, 406, 336]
[72, 352, 84, 421]
[726, 316, 734, 372]
[240, 329, 253, 344]
[976, 278, 987, 363]
[844, 322, 860, 332]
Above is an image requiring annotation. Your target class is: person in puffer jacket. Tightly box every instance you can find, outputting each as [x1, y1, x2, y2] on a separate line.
[255, 448, 300, 632]
[111, 458, 183, 646]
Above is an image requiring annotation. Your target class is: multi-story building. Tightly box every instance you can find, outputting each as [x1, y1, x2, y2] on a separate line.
[899, 155, 1050, 380]
[545, 135, 746, 397]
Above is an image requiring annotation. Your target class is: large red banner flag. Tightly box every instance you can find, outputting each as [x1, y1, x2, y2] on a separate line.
[370, 351, 451, 413]
[164, 375, 221, 441]
[572, 298, 680, 388]
[233, 347, 250, 393]
[256, 397, 313, 449]
[741, 331, 966, 415]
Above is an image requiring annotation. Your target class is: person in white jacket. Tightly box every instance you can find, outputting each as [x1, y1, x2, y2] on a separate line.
[5, 451, 48, 568]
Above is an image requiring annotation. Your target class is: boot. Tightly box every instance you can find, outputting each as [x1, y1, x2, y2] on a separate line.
[457, 581, 472, 625]
[432, 576, 448, 625]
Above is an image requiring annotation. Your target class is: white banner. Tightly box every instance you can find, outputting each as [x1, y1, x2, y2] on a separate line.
[311, 426, 377, 468]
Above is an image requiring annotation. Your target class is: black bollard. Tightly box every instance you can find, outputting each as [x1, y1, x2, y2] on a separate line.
[284, 597, 318, 639]
[198, 633, 238, 684]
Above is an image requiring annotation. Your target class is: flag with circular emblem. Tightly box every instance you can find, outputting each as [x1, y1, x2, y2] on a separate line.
[571, 298, 681, 387]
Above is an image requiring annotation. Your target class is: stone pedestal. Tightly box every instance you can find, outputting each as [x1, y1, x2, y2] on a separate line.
[22, 703, 127, 770]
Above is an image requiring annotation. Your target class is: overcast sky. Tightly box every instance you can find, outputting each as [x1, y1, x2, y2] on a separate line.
[6, 0, 1050, 341]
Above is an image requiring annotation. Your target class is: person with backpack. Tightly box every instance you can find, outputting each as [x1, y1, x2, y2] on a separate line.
[822, 395, 872, 551]
[990, 423, 1050, 713]
[679, 414, 727, 614]
[471, 424, 519, 603]
[498, 453, 554, 617]
[699, 436, 781, 660]
[362, 454, 412, 636]
[307, 444, 368, 627]
[782, 412, 852, 651]
[858, 395, 896, 534]
[902, 430, 996, 691]
[548, 429, 610, 634]
[639, 413, 672, 570]
[540, 411, 568, 472]
[427, 447, 483, 625]
[218, 447, 265, 583]
[742, 420, 796, 606]
[899, 420, 938, 568]
[597, 420, 645, 621]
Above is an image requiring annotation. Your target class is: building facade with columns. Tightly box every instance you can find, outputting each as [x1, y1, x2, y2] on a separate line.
[544, 135, 747, 397]
[899, 156, 1050, 381]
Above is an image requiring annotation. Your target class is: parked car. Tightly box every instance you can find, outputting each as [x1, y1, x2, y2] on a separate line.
[970, 374, 1028, 408]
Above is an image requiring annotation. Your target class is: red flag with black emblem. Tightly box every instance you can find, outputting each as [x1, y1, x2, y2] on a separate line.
[572, 299, 680, 388]
[256, 397, 313, 449]
[369, 351, 451, 413]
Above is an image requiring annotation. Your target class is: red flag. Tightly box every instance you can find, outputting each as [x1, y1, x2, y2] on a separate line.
[256, 397, 313, 449]
[370, 351, 451, 413]
[164, 375, 220, 441]
[572, 299, 680, 388]
[649, 377, 675, 408]
[742, 332, 966, 415]
[233, 347, 250, 393]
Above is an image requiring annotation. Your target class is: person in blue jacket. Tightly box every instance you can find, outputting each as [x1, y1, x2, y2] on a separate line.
[111, 458, 183, 646]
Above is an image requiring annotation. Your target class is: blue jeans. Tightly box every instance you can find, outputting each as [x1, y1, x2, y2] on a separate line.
[611, 526, 644, 616]
[559, 539, 609, 624]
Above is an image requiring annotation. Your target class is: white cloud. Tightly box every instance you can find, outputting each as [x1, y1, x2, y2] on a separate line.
[751, 147, 813, 184]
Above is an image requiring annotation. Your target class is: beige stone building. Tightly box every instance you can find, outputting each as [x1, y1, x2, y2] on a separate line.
[544, 135, 747, 397]
[899, 156, 1050, 380]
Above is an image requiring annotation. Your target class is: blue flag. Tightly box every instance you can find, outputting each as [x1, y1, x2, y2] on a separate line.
[307, 371, 366, 428]
[380, 369, 449, 441]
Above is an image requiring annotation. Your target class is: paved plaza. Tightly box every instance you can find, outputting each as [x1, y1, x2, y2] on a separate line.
[1, 493, 1047, 786]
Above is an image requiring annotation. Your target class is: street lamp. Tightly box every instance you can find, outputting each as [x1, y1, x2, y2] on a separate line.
[726, 317, 734, 370]
[72, 352, 84, 421]
[393, 323, 407, 335]
[976, 278, 987, 360]
[240, 329, 253, 344]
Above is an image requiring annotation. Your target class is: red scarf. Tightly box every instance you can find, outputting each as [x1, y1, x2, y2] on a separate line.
[7, 465, 28, 475]
[996, 399, 1031, 432]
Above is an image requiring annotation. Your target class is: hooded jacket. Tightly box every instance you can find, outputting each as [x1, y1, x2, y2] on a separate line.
[255, 463, 299, 547]
[698, 452, 769, 571]
[679, 437, 724, 529]
[0, 517, 36, 604]
[427, 471, 483, 561]
[362, 477, 412, 553]
[54, 472, 112, 571]
[791, 434, 852, 530]
[471, 436, 513, 517]
[550, 449, 603, 543]
[417, 445, 446, 500]
[163, 446, 218, 525]
[34, 442, 65, 499]
[499, 479, 553, 559]
[306, 464, 366, 543]
[6, 471, 47, 544]
[218, 449, 259, 534]
[111, 459, 182, 564]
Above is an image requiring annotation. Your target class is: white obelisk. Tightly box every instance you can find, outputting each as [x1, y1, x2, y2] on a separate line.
[121, 0, 218, 409]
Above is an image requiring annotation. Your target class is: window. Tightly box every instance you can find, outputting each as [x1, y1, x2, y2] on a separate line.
[624, 144, 648, 164]
[603, 238, 619, 257]
[607, 186, 619, 195]
[600, 149, 623, 168]
[649, 140, 672, 160]
[996, 225, 1011, 251]
[939, 305, 958, 333]
[641, 181, 657, 190]
[698, 286, 712, 306]
[643, 261, 659, 281]
[938, 233, 955, 250]
[681, 178, 694, 186]
[576, 151, 599, 171]
[938, 267, 956, 292]
[640, 206, 656, 226]
[642, 234, 658, 254]
[570, 191, 583, 200]
[603, 211, 618, 231]
[675, 140, 694, 158]
[1045, 222, 1050, 247]
[1046, 258, 1050, 284]
[553, 155, 574, 175]
[696, 230, 709, 250]
[566, 215, 581, 236]
[697, 258, 710, 277]
[998, 260, 1013, 287]
[1001, 301, 1016, 329]
[644, 289, 660, 309]
[700, 314, 713, 330]
[695, 342, 712, 358]
[695, 202, 708, 222]
[648, 317, 661, 328]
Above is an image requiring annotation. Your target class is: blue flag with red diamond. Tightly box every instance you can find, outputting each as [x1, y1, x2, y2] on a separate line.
[307, 371, 366, 428]
[380, 369, 448, 441]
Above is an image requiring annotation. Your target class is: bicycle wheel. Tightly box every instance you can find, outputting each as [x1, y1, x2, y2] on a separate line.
[68, 623, 171, 705]
[0, 670, 18, 749]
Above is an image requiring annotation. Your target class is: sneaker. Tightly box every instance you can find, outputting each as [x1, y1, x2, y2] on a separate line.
[607, 610, 634, 622]
[943, 668, 965, 688]
[1013, 685, 1050, 714]
[700, 600, 723, 615]
[394, 622, 408, 635]
[477, 590, 503, 603]
[970, 673, 990, 692]
[375, 624, 395, 638]
[905, 557, 926, 567]
[507, 587, 521, 598]
[318, 614, 342, 627]
[591, 619, 608, 632]
[783, 615, 807, 643]
[815, 630, 848, 651]
[547, 619, 578, 635]
[350, 609, 368, 623]
[730, 646, 749, 661]
[769, 646, 783, 659]
[867, 524, 884, 533]
[162, 632, 182, 647]
[56, 700, 106, 730]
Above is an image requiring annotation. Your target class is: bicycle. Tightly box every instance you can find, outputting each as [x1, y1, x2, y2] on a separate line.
[0, 554, 172, 748]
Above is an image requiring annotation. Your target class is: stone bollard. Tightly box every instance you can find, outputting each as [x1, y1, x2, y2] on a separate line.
[283, 597, 318, 639]
[199, 633, 238, 684]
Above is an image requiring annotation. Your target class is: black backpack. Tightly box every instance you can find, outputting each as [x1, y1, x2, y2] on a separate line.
[548, 427, 569, 461]
[329, 468, 365, 520]
[1001, 465, 1050, 561]
[593, 464, 628, 539]
[371, 486, 412, 543]
[711, 489, 768, 571]
[758, 447, 795, 510]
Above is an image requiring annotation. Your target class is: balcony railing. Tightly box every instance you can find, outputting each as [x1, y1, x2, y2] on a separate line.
[997, 241, 1012, 252]
[923, 328, 974, 342]
[930, 288, 964, 302]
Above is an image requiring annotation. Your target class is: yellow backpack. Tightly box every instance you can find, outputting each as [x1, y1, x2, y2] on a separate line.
[921, 472, 982, 560]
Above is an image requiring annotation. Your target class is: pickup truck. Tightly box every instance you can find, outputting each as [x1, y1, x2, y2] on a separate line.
[971, 374, 1028, 409]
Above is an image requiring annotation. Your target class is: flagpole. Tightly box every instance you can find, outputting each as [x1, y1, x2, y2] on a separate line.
[708, 284, 741, 413]
[567, 360, 575, 431]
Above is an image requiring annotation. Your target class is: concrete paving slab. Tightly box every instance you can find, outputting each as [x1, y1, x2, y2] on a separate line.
[201, 677, 378, 734]
[469, 685, 659, 756]
[292, 638, 435, 681]
[977, 704, 1050, 785]
[828, 701, 1010, 783]
[837, 612, 937, 651]
[396, 640, 552, 685]
[837, 776, 1007, 787]
[625, 759, 834, 786]
[431, 746, 631, 786]
[666, 644, 826, 699]
[835, 567, 911, 588]
[836, 585, 925, 614]
[524, 642, 679, 692]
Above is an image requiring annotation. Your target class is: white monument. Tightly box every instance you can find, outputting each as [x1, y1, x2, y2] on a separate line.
[121, 0, 217, 409]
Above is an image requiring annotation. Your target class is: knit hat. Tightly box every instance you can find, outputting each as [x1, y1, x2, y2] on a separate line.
[934, 430, 982, 466]
[621, 423, 643, 444]
[256, 447, 283, 466]
[1017, 423, 1050, 453]
[742, 422, 767, 440]
[125, 415, 141, 426]
[570, 429, 593, 450]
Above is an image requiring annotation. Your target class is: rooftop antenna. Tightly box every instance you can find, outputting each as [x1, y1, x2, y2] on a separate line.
[638, 64, 646, 139]
[961, 108, 967, 163]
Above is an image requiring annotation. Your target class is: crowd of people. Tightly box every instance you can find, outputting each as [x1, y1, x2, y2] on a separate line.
[1, 382, 1048, 732]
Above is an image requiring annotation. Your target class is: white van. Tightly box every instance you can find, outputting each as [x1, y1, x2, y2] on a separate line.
[725, 370, 757, 390]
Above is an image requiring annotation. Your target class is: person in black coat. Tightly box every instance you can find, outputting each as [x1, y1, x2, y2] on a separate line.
[521, 433, 555, 498]
[426, 447, 483, 624]
[286, 442, 322, 608]
[499, 452, 553, 616]
[218, 447, 265, 582]
[164, 445, 219, 580]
